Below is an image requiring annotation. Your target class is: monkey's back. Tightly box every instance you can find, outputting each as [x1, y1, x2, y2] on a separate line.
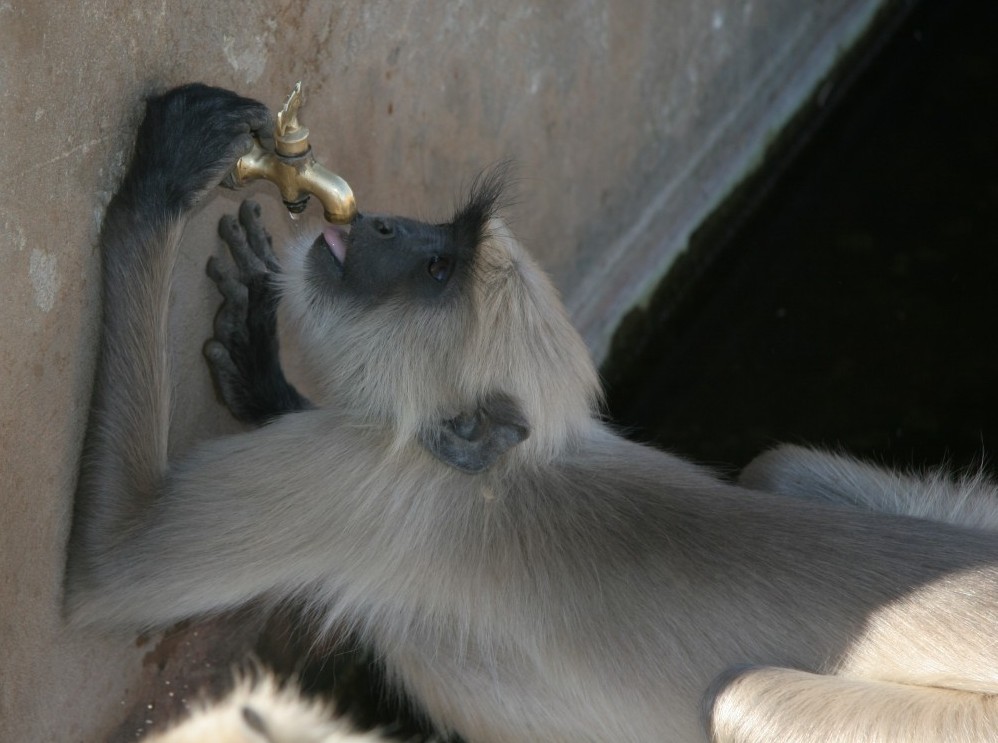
[358, 425, 998, 741]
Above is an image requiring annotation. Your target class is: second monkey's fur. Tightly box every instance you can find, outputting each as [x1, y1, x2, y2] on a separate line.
[68, 85, 998, 742]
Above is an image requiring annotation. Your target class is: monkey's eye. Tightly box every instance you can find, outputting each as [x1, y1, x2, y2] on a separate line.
[428, 256, 453, 282]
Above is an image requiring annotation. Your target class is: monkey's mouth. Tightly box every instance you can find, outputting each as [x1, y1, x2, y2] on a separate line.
[316, 225, 351, 272]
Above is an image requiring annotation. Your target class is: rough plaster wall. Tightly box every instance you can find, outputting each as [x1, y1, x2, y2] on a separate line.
[0, 0, 884, 740]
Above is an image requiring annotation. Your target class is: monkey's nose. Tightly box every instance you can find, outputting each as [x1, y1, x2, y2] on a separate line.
[370, 217, 396, 238]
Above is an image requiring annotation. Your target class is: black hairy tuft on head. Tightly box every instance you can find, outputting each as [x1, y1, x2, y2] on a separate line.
[451, 161, 516, 248]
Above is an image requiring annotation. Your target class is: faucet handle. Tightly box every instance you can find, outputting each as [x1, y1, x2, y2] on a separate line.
[276, 81, 304, 138]
[273, 81, 309, 156]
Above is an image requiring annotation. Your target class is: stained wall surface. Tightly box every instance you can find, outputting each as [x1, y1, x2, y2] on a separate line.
[0, 1, 884, 739]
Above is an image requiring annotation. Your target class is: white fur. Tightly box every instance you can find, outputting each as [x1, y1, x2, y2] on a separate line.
[142, 673, 388, 743]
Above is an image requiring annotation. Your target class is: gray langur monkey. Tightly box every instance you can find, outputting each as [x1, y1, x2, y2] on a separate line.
[66, 83, 998, 742]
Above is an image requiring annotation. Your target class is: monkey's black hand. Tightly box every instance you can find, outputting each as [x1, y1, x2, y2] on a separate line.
[122, 84, 272, 214]
[204, 200, 312, 425]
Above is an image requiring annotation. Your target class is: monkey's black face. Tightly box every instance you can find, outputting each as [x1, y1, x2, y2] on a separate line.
[307, 168, 506, 306]
[309, 213, 473, 304]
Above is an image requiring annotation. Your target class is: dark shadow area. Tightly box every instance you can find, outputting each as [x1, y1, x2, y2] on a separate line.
[255, 604, 446, 741]
[604, 0, 998, 474]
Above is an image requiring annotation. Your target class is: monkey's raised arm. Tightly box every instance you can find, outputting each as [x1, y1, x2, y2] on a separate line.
[66, 85, 279, 611]
[65, 86, 411, 630]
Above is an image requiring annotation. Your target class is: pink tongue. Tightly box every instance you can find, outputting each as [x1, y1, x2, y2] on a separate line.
[323, 226, 348, 264]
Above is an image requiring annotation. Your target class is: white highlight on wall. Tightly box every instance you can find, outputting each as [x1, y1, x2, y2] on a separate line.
[221, 20, 276, 84]
[29, 248, 60, 313]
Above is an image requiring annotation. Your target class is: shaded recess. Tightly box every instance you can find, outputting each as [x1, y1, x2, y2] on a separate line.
[604, 0, 998, 473]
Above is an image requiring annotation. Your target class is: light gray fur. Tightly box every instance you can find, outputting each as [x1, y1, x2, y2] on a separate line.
[741, 443, 998, 528]
[68, 90, 998, 742]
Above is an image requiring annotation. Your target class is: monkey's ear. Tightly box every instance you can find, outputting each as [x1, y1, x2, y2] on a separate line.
[420, 392, 530, 473]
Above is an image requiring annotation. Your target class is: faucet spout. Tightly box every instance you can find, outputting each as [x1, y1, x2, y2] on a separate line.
[232, 82, 357, 224]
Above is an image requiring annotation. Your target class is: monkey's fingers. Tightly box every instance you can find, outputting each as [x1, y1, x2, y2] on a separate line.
[203, 340, 252, 421]
[238, 200, 281, 273]
[218, 213, 268, 282]
[206, 256, 250, 346]
[206, 256, 249, 306]
[212, 294, 250, 348]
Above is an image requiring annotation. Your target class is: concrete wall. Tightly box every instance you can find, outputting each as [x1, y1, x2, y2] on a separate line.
[1, 1, 885, 739]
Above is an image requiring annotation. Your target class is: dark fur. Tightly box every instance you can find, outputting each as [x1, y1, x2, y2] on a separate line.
[205, 201, 310, 424]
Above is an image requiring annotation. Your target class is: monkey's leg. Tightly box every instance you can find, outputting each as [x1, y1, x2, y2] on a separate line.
[204, 199, 312, 425]
[739, 444, 998, 529]
[707, 666, 998, 743]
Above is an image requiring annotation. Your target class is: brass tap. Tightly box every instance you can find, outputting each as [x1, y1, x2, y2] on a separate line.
[233, 82, 357, 224]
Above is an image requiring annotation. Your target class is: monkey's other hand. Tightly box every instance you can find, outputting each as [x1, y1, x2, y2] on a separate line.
[204, 200, 311, 425]
[124, 84, 272, 213]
